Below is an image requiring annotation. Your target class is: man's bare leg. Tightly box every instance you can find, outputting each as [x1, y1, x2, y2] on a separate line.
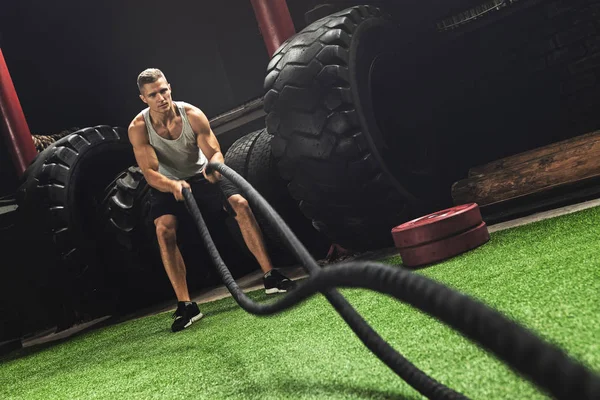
[227, 194, 273, 274]
[155, 214, 191, 302]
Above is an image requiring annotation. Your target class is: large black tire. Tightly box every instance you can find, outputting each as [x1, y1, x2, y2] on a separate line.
[224, 129, 330, 265]
[16, 125, 136, 328]
[264, 5, 435, 251]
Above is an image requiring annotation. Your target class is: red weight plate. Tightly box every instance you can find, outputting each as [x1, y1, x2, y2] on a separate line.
[391, 203, 482, 248]
[399, 221, 490, 268]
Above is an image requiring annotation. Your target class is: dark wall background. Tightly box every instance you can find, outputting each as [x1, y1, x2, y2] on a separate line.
[0, 0, 273, 134]
[0, 0, 300, 196]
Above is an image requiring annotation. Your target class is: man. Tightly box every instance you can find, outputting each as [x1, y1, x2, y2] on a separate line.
[128, 68, 296, 332]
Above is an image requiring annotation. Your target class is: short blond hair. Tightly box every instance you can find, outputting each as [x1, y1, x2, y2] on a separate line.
[137, 68, 166, 93]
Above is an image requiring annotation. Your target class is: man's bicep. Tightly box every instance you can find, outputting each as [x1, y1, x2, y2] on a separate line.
[189, 109, 221, 158]
[197, 129, 221, 158]
[129, 126, 159, 172]
[134, 144, 160, 172]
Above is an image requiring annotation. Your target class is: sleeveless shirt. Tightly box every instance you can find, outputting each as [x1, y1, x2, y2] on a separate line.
[143, 101, 207, 180]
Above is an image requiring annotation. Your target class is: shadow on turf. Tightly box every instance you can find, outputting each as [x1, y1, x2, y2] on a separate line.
[0, 289, 293, 363]
[0, 315, 120, 364]
[199, 287, 289, 317]
[244, 378, 420, 400]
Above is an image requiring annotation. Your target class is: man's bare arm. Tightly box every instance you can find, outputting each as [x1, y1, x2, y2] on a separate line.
[128, 115, 184, 195]
[186, 105, 224, 182]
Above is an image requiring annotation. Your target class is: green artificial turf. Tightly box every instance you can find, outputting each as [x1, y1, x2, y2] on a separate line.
[1, 206, 599, 399]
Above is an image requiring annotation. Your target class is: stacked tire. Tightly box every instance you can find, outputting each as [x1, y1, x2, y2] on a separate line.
[224, 129, 330, 264]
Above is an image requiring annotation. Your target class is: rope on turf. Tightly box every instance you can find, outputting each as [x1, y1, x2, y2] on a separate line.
[183, 162, 600, 400]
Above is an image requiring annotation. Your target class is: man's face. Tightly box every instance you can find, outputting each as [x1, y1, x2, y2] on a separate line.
[139, 77, 173, 113]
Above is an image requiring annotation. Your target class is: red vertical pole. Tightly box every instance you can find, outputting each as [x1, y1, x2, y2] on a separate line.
[250, 0, 296, 57]
[0, 49, 37, 177]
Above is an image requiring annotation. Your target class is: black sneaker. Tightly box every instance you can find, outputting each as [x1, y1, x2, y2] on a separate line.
[263, 269, 296, 294]
[171, 301, 204, 332]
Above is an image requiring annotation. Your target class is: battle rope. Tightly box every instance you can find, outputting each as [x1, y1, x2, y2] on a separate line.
[182, 162, 600, 400]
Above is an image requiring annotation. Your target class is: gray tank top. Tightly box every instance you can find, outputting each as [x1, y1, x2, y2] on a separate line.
[143, 101, 208, 180]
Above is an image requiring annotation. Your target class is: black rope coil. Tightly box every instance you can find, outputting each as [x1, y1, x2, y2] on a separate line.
[182, 162, 600, 400]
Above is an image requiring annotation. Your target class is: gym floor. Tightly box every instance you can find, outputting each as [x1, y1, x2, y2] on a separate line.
[21, 197, 600, 349]
[2, 198, 599, 399]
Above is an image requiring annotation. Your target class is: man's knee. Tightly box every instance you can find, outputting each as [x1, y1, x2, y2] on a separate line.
[228, 195, 251, 218]
[155, 216, 177, 245]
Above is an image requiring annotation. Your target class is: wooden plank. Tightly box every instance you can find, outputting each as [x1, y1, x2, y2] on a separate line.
[479, 176, 600, 225]
[212, 108, 265, 136]
[451, 133, 600, 206]
[208, 97, 263, 129]
[468, 130, 600, 177]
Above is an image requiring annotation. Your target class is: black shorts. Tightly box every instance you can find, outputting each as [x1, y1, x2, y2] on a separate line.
[148, 174, 241, 222]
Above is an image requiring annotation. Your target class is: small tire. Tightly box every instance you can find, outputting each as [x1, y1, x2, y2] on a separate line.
[99, 166, 175, 312]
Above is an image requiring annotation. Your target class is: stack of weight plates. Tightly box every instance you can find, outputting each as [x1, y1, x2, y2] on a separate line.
[391, 203, 490, 268]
